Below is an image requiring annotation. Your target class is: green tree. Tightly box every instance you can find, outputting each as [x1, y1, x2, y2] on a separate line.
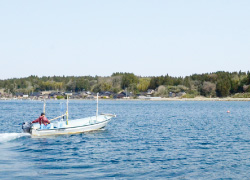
[137, 78, 150, 92]
[216, 72, 231, 97]
[121, 73, 139, 89]
[76, 78, 90, 91]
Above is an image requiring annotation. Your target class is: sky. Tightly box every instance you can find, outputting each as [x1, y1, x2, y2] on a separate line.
[0, 0, 250, 79]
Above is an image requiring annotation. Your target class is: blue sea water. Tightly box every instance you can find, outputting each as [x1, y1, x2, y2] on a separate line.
[0, 100, 250, 179]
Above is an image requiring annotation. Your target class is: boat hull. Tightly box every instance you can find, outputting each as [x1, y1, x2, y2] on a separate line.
[30, 114, 114, 136]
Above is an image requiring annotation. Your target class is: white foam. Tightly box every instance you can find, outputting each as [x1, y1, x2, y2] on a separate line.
[0, 133, 30, 143]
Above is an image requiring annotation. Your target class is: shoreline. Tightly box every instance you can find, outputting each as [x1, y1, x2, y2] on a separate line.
[1, 97, 250, 101]
[145, 97, 250, 101]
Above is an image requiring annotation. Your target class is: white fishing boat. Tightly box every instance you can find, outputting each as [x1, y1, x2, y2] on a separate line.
[22, 93, 116, 136]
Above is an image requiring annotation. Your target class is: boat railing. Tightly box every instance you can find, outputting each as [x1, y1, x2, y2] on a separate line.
[101, 113, 116, 117]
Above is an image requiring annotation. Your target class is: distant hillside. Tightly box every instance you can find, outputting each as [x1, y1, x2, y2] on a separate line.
[0, 71, 250, 98]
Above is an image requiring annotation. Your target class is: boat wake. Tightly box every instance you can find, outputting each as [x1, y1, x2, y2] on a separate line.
[0, 133, 30, 143]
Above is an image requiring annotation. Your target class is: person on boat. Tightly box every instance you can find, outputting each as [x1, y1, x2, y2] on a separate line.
[31, 113, 51, 129]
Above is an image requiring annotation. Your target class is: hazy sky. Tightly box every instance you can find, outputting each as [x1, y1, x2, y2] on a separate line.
[0, 0, 249, 79]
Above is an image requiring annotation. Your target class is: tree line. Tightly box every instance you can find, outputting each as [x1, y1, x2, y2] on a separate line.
[0, 71, 250, 98]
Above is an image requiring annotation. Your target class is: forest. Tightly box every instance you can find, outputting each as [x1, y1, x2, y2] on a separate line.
[1, 71, 250, 98]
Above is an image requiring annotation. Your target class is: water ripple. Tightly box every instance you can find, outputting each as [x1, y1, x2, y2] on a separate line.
[0, 100, 250, 179]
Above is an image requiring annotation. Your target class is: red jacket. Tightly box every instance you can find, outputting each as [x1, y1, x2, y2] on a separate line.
[32, 116, 50, 125]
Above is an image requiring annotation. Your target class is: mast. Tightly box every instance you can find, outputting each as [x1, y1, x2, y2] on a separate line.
[43, 99, 46, 114]
[96, 92, 99, 120]
[66, 94, 69, 125]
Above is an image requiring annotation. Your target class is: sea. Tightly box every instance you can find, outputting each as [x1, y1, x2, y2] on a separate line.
[0, 100, 250, 180]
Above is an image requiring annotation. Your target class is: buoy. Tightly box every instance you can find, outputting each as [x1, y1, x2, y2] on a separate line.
[227, 110, 230, 113]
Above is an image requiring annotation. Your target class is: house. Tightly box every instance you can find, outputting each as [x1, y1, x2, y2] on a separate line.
[147, 89, 155, 95]
[64, 91, 73, 96]
[15, 92, 24, 99]
[86, 91, 92, 95]
[169, 92, 175, 97]
[99, 91, 113, 99]
[29, 92, 43, 99]
[49, 92, 62, 99]
[23, 95, 29, 98]
[114, 93, 125, 99]
[71, 92, 81, 99]
[114, 91, 133, 99]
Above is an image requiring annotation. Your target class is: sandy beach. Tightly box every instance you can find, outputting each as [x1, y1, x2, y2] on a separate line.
[140, 96, 250, 101]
